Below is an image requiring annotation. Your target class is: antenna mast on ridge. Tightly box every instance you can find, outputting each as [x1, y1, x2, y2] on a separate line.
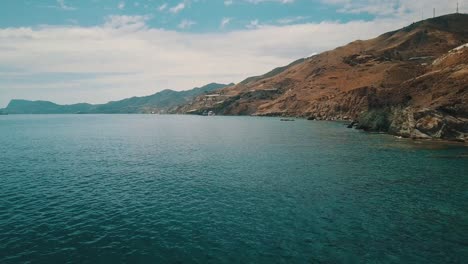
[433, 8, 435, 18]
[457, 2, 459, 13]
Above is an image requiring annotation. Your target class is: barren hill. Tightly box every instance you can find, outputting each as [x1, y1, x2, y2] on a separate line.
[177, 14, 468, 141]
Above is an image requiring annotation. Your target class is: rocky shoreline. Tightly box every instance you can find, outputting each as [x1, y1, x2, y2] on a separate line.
[346, 107, 468, 142]
[250, 107, 468, 143]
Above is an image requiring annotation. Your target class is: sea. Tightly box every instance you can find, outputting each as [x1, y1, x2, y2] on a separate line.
[0, 115, 467, 263]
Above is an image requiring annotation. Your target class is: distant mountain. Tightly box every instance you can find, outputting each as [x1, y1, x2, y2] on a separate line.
[2, 83, 231, 114]
[92, 83, 232, 114]
[3, 100, 94, 114]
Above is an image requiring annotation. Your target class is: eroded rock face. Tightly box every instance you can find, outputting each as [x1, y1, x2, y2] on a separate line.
[389, 108, 468, 141]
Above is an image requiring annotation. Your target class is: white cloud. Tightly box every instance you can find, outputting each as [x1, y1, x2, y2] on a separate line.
[246, 19, 260, 29]
[178, 19, 196, 29]
[104, 15, 151, 30]
[224, 0, 233, 6]
[118, 1, 125, 10]
[158, 3, 168, 11]
[220, 18, 232, 28]
[56, 0, 76, 10]
[66, 19, 78, 25]
[246, 0, 294, 4]
[322, 0, 463, 16]
[169, 2, 185, 13]
[277, 16, 308, 24]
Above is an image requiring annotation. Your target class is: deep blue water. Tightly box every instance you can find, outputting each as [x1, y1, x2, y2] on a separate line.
[0, 115, 467, 263]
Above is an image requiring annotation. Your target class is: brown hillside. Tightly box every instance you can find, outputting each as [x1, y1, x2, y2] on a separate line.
[177, 14, 468, 141]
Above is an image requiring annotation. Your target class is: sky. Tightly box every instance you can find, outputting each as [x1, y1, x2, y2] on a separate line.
[0, 0, 466, 107]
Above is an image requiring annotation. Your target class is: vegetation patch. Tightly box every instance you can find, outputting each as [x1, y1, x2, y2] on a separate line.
[357, 108, 392, 132]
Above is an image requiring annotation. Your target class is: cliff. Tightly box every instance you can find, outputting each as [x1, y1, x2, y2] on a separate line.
[177, 14, 468, 141]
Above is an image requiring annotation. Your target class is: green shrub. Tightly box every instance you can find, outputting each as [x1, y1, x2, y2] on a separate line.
[357, 108, 392, 132]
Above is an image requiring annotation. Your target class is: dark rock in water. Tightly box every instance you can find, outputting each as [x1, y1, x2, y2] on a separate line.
[347, 121, 357, 128]
[280, 119, 295, 121]
[307, 116, 316, 120]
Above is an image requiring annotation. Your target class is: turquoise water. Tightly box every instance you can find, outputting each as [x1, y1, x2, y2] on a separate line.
[0, 115, 467, 263]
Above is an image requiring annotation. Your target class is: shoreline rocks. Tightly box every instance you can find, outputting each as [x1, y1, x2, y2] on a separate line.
[388, 107, 468, 142]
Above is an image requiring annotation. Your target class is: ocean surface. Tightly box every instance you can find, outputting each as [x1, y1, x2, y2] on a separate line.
[0, 114, 467, 263]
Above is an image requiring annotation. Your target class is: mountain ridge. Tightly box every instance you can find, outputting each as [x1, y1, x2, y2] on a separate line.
[2, 82, 231, 114]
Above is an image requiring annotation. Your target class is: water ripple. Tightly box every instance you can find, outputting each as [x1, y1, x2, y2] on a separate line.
[0, 115, 467, 263]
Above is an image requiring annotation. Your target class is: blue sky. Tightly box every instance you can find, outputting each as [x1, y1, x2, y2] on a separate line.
[0, 0, 375, 31]
[0, 0, 465, 107]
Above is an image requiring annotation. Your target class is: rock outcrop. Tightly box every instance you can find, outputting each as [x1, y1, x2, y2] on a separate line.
[388, 108, 468, 142]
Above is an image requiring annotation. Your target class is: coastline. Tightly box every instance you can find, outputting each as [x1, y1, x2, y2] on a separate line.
[2, 113, 466, 146]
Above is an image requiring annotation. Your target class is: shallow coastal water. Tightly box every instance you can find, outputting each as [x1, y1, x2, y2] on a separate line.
[0, 115, 467, 263]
